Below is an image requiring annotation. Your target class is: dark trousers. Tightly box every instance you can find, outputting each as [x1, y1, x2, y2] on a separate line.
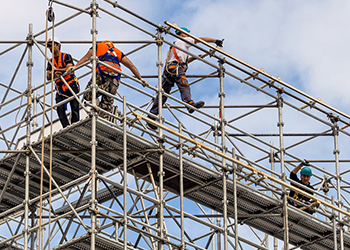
[150, 64, 192, 115]
[56, 82, 80, 128]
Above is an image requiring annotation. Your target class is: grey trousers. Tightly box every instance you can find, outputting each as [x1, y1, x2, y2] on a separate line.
[150, 64, 192, 115]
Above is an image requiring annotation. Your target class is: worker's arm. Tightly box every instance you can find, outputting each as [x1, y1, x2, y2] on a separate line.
[120, 56, 142, 80]
[195, 37, 223, 47]
[55, 63, 73, 73]
[195, 37, 216, 44]
[291, 163, 304, 174]
[75, 49, 92, 68]
[120, 56, 149, 87]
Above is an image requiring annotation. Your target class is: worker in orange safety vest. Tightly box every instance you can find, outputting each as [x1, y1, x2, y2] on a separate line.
[46, 37, 80, 128]
[73, 40, 148, 120]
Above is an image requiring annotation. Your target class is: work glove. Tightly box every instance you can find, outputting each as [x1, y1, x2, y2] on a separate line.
[215, 39, 224, 47]
[140, 78, 149, 88]
[302, 159, 309, 166]
[65, 66, 75, 75]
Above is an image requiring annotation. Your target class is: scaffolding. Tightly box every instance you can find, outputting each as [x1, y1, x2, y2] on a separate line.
[0, 1, 350, 249]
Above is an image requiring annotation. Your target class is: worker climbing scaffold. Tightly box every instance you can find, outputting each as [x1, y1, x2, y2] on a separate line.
[147, 27, 224, 130]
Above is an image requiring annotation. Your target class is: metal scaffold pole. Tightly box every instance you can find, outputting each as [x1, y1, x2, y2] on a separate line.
[232, 148, 239, 250]
[90, 0, 98, 249]
[179, 123, 185, 249]
[270, 141, 278, 250]
[277, 89, 289, 249]
[332, 117, 344, 249]
[156, 28, 164, 250]
[24, 23, 34, 250]
[123, 96, 128, 250]
[218, 58, 228, 250]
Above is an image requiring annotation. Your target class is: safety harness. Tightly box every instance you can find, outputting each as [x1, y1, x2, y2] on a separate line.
[97, 44, 121, 83]
[52, 52, 78, 94]
[51, 52, 79, 109]
[166, 42, 189, 76]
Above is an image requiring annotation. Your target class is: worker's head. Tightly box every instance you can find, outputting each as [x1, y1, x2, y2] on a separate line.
[175, 27, 190, 37]
[300, 167, 312, 185]
[47, 37, 61, 56]
[102, 40, 114, 48]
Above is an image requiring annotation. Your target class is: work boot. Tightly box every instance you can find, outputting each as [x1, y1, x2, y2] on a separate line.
[146, 115, 157, 131]
[188, 101, 205, 114]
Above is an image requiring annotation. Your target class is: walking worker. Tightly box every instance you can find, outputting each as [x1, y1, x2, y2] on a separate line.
[288, 160, 318, 214]
[46, 37, 80, 128]
[147, 27, 223, 130]
[72, 40, 148, 120]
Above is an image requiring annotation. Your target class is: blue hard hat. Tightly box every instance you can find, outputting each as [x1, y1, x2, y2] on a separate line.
[176, 27, 190, 35]
[300, 167, 312, 176]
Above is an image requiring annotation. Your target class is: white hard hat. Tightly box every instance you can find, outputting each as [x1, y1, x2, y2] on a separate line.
[47, 37, 61, 45]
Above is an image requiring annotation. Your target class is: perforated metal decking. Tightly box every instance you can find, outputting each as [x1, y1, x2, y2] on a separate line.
[0, 117, 349, 250]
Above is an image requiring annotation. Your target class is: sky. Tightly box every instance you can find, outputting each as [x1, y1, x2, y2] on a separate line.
[1, 0, 350, 249]
[2, 0, 350, 108]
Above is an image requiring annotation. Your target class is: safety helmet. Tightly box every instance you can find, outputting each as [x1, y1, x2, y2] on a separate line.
[47, 37, 61, 46]
[300, 167, 312, 176]
[102, 40, 114, 47]
[176, 27, 190, 35]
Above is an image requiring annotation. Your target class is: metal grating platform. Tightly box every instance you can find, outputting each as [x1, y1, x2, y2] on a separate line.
[0, 117, 349, 249]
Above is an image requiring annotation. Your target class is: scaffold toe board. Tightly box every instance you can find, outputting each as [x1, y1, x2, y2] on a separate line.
[1, 117, 347, 249]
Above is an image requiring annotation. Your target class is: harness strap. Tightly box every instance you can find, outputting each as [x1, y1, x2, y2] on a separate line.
[172, 46, 181, 64]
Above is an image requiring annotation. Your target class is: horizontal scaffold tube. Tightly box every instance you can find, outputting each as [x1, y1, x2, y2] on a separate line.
[136, 113, 350, 218]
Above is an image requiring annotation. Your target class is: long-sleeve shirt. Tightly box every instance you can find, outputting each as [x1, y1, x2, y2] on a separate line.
[288, 172, 314, 202]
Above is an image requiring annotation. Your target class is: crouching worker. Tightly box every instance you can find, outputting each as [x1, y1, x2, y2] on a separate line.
[288, 161, 319, 214]
[46, 37, 80, 128]
[74, 40, 148, 120]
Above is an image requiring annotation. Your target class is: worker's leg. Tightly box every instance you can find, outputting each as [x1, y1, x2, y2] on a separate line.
[99, 72, 119, 119]
[83, 71, 103, 101]
[149, 72, 173, 115]
[174, 71, 192, 104]
[174, 68, 204, 113]
[70, 82, 80, 124]
[55, 93, 69, 128]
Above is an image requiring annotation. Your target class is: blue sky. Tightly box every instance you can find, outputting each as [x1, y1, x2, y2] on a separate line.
[2, 0, 350, 108]
[1, 1, 350, 249]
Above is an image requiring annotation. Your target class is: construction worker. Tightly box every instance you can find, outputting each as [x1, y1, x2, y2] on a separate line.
[72, 40, 148, 120]
[147, 27, 223, 130]
[46, 37, 80, 128]
[288, 161, 318, 214]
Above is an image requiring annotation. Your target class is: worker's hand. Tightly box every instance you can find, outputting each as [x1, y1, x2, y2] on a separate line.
[65, 66, 75, 75]
[140, 78, 149, 88]
[54, 71, 62, 78]
[302, 159, 309, 166]
[215, 39, 224, 47]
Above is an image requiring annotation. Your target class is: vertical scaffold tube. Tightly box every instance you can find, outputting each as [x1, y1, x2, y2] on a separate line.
[90, 1, 98, 249]
[332, 196, 338, 250]
[270, 141, 278, 250]
[232, 149, 239, 250]
[156, 29, 164, 250]
[218, 58, 228, 250]
[332, 120, 344, 249]
[24, 23, 33, 250]
[277, 90, 289, 249]
[179, 123, 185, 249]
[123, 96, 128, 250]
[213, 114, 218, 250]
